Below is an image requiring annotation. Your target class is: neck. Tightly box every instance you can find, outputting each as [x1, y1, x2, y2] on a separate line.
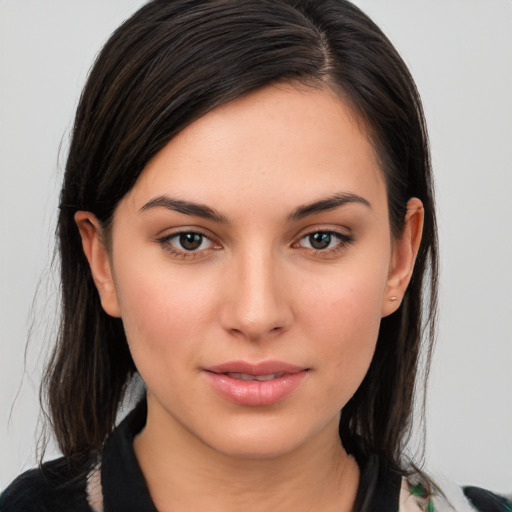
[133, 399, 359, 512]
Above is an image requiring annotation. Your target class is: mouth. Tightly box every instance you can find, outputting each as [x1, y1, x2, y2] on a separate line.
[205, 360, 306, 376]
[203, 361, 309, 406]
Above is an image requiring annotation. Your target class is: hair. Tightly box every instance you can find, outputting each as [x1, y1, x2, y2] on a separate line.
[44, 0, 438, 483]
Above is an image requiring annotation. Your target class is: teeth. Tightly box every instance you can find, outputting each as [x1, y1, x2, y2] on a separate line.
[253, 373, 281, 381]
[226, 372, 282, 381]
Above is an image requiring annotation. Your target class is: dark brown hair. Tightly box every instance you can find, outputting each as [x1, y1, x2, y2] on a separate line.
[44, 0, 438, 480]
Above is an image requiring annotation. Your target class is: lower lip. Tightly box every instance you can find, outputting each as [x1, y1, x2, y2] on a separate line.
[204, 371, 308, 406]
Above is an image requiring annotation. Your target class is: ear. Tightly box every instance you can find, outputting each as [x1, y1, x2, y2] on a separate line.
[381, 198, 424, 317]
[75, 211, 121, 318]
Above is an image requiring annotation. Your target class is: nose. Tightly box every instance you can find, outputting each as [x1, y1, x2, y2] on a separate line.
[219, 247, 293, 341]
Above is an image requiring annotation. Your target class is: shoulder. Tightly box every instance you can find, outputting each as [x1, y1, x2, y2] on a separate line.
[0, 456, 93, 512]
[399, 477, 512, 512]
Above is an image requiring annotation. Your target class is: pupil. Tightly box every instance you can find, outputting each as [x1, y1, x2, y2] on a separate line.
[180, 233, 202, 250]
[310, 232, 331, 250]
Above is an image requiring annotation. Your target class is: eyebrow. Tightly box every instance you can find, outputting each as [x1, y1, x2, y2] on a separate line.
[140, 196, 229, 223]
[139, 191, 371, 223]
[288, 192, 371, 221]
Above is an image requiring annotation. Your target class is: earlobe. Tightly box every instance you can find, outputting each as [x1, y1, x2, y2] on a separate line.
[381, 198, 424, 317]
[74, 211, 121, 318]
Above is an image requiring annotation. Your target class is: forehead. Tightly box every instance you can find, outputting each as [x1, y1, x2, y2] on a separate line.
[121, 84, 386, 217]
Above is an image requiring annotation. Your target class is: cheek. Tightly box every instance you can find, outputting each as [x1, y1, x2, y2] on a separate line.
[300, 259, 387, 336]
[298, 263, 387, 397]
[111, 257, 217, 374]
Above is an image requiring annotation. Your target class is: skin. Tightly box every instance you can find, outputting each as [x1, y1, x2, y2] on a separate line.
[76, 83, 423, 512]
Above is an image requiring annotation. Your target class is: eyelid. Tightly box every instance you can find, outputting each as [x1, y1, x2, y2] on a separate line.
[293, 224, 353, 242]
[155, 223, 224, 243]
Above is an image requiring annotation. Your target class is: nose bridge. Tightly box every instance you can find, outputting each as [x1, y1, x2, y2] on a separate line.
[221, 242, 291, 340]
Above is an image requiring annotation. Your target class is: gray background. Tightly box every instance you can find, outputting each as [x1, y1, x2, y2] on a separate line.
[1, 0, 511, 493]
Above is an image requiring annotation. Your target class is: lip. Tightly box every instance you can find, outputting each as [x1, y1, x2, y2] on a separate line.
[203, 360, 309, 406]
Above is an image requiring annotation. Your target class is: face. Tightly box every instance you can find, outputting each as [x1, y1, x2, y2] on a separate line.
[78, 84, 421, 460]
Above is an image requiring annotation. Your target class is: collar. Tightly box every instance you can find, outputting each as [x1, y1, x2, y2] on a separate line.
[101, 399, 158, 512]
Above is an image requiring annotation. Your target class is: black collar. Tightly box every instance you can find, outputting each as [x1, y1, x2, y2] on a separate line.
[101, 399, 158, 512]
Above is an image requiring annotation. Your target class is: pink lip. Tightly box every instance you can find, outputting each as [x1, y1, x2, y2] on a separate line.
[203, 360, 308, 407]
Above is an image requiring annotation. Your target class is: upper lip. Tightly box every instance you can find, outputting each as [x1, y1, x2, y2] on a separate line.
[204, 360, 307, 376]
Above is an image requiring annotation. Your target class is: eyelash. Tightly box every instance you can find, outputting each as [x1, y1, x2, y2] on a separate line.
[157, 229, 353, 260]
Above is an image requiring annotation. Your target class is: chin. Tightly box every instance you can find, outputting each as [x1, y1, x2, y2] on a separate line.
[198, 412, 341, 462]
[207, 433, 307, 461]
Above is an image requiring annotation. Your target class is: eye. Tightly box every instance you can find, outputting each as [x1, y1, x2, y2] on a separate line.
[295, 230, 353, 254]
[175, 233, 208, 251]
[157, 230, 219, 258]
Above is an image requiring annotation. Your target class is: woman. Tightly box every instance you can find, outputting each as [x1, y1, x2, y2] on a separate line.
[1, 1, 510, 511]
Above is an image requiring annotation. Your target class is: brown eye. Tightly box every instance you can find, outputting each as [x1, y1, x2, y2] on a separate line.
[179, 233, 203, 251]
[158, 231, 217, 257]
[309, 232, 332, 250]
[296, 230, 353, 254]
